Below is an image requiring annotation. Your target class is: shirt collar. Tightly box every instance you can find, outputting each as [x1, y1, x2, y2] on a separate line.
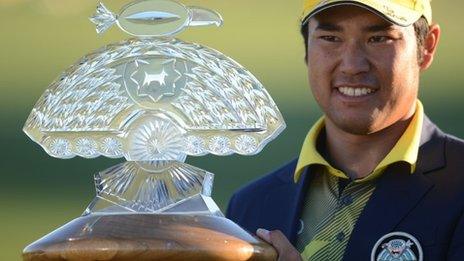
[294, 100, 424, 183]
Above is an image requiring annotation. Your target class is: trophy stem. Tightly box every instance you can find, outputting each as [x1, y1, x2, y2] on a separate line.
[84, 161, 222, 216]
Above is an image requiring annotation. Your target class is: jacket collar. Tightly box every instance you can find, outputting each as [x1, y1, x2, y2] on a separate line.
[416, 115, 446, 174]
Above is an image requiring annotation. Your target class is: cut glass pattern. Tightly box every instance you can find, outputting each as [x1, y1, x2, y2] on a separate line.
[75, 138, 99, 158]
[185, 136, 207, 156]
[84, 161, 221, 216]
[126, 115, 186, 161]
[24, 37, 286, 161]
[235, 135, 258, 155]
[209, 136, 232, 155]
[48, 138, 73, 159]
[100, 137, 123, 158]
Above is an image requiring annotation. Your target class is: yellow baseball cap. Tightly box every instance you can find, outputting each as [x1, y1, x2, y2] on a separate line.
[301, 0, 432, 26]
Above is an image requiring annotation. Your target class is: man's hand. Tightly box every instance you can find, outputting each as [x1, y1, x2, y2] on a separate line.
[256, 228, 303, 261]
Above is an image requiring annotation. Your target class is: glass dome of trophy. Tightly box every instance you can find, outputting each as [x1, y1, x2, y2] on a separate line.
[22, 0, 284, 260]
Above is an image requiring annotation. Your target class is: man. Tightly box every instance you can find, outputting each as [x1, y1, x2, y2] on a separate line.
[226, 0, 464, 260]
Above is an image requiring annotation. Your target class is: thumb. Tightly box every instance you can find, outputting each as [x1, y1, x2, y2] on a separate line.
[256, 228, 272, 242]
[256, 229, 302, 261]
[257, 229, 291, 250]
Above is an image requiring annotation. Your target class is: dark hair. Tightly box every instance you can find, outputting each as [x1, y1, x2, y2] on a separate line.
[300, 17, 430, 63]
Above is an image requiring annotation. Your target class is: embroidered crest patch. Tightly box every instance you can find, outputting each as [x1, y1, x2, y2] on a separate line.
[371, 232, 423, 261]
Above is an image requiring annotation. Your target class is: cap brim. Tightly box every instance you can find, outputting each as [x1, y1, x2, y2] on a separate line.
[301, 0, 422, 27]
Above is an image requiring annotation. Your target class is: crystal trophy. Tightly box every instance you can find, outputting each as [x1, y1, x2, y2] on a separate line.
[22, 1, 285, 260]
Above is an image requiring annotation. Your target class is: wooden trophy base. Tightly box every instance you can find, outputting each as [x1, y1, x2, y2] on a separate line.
[23, 214, 277, 261]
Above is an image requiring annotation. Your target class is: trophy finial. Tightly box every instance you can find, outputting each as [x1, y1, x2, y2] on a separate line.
[89, 0, 223, 37]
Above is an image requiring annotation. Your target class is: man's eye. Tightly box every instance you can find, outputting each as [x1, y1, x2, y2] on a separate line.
[369, 36, 392, 43]
[320, 36, 341, 42]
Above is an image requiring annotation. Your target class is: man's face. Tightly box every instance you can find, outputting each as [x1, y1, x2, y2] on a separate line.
[306, 6, 420, 135]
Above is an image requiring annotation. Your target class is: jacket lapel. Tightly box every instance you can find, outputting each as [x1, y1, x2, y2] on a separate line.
[343, 116, 446, 260]
[262, 166, 313, 244]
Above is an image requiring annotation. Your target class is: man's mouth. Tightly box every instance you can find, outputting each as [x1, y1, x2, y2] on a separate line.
[336, 86, 377, 97]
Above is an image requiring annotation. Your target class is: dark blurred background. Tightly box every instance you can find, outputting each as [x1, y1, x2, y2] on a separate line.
[1, 0, 462, 259]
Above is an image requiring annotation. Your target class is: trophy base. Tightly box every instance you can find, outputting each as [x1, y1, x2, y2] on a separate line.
[23, 214, 277, 261]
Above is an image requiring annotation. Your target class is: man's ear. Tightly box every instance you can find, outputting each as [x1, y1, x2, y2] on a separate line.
[420, 23, 441, 71]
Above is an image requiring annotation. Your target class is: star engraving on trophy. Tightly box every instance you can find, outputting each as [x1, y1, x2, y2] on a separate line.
[130, 59, 181, 102]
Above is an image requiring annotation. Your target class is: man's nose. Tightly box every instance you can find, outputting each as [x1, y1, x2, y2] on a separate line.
[339, 42, 370, 75]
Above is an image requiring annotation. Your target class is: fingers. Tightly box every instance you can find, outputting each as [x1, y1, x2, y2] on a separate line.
[256, 228, 302, 261]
